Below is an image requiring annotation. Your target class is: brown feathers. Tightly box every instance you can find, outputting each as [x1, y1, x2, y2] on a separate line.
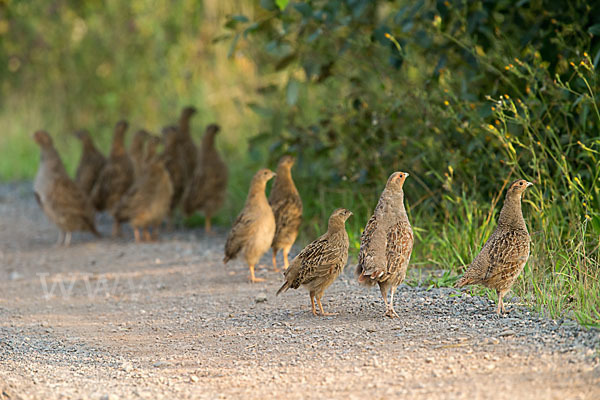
[356, 172, 413, 318]
[181, 123, 228, 233]
[269, 155, 303, 272]
[456, 179, 533, 315]
[74, 130, 106, 196]
[224, 169, 276, 283]
[33, 131, 100, 246]
[277, 208, 351, 316]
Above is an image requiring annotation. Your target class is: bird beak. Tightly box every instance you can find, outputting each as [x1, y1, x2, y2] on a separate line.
[404, 173, 410, 178]
[526, 181, 533, 187]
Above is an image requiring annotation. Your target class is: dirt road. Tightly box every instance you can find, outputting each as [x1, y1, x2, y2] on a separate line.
[1, 183, 599, 399]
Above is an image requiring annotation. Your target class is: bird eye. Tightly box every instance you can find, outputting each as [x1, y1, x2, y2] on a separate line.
[519, 182, 523, 186]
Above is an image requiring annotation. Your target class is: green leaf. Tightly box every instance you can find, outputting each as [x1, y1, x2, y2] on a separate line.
[286, 78, 300, 105]
[276, 0, 290, 10]
[293, 2, 312, 18]
[227, 33, 240, 59]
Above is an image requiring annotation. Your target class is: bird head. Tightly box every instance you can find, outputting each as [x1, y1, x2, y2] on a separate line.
[161, 125, 179, 145]
[115, 120, 129, 133]
[74, 129, 90, 141]
[386, 171, 409, 191]
[205, 123, 220, 136]
[182, 106, 197, 119]
[252, 168, 276, 186]
[33, 130, 53, 147]
[278, 155, 296, 169]
[328, 208, 353, 229]
[507, 179, 533, 198]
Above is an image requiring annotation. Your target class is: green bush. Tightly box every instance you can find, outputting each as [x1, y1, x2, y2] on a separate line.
[225, 0, 600, 325]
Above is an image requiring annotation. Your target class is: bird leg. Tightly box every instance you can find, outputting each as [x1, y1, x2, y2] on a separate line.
[271, 249, 280, 272]
[112, 221, 122, 237]
[386, 286, 400, 318]
[56, 231, 65, 247]
[134, 228, 141, 243]
[310, 291, 317, 316]
[496, 290, 506, 315]
[316, 294, 336, 316]
[282, 246, 291, 270]
[379, 283, 397, 318]
[248, 264, 265, 283]
[151, 224, 160, 241]
[205, 216, 212, 235]
[64, 232, 72, 247]
[143, 228, 152, 242]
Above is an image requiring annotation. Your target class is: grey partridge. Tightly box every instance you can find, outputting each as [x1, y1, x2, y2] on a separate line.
[161, 125, 187, 227]
[74, 129, 106, 196]
[33, 131, 100, 246]
[181, 124, 228, 234]
[456, 179, 533, 315]
[114, 135, 173, 242]
[129, 129, 149, 177]
[277, 208, 352, 316]
[356, 172, 414, 318]
[223, 169, 276, 283]
[90, 120, 134, 236]
[268, 155, 303, 272]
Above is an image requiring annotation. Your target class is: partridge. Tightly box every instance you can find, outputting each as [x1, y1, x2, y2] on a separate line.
[90, 120, 134, 236]
[178, 106, 198, 181]
[456, 179, 533, 315]
[269, 155, 303, 272]
[74, 130, 106, 196]
[114, 135, 173, 242]
[33, 131, 100, 246]
[161, 125, 187, 226]
[356, 172, 414, 318]
[181, 124, 228, 233]
[223, 169, 276, 283]
[129, 129, 149, 177]
[277, 208, 352, 316]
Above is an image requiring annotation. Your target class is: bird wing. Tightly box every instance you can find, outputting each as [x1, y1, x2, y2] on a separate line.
[483, 229, 530, 286]
[384, 221, 414, 279]
[271, 195, 303, 242]
[46, 176, 96, 230]
[224, 211, 254, 260]
[287, 236, 343, 289]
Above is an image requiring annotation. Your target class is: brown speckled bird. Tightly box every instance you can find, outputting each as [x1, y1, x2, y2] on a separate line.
[178, 106, 198, 181]
[276, 208, 352, 316]
[74, 130, 106, 196]
[269, 155, 303, 272]
[129, 129, 149, 177]
[181, 124, 228, 234]
[90, 120, 134, 236]
[33, 131, 100, 246]
[161, 125, 188, 226]
[114, 135, 173, 242]
[456, 179, 533, 315]
[356, 172, 414, 318]
[223, 169, 276, 283]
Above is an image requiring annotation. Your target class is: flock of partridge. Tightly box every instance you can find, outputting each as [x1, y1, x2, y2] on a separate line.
[32, 106, 534, 317]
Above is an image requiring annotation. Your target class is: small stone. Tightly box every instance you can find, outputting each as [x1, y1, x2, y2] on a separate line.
[255, 293, 268, 303]
[366, 327, 377, 333]
[153, 361, 167, 368]
[190, 375, 199, 383]
[100, 394, 119, 400]
[8, 271, 22, 281]
[499, 329, 515, 337]
[425, 357, 434, 364]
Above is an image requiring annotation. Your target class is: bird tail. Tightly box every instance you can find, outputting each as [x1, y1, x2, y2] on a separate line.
[223, 255, 230, 264]
[454, 275, 471, 288]
[355, 264, 377, 286]
[276, 281, 289, 296]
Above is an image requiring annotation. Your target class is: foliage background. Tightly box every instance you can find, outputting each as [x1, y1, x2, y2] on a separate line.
[1, 0, 599, 325]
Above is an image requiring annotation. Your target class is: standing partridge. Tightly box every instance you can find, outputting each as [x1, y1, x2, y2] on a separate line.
[268, 155, 303, 272]
[33, 131, 100, 246]
[456, 179, 533, 315]
[356, 172, 414, 318]
[277, 208, 352, 316]
[90, 120, 134, 236]
[182, 124, 228, 234]
[129, 129, 150, 177]
[223, 169, 276, 283]
[74, 129, 106, 196]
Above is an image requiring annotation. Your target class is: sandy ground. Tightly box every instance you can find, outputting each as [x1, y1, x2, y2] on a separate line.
[1, 183, 599, 399]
